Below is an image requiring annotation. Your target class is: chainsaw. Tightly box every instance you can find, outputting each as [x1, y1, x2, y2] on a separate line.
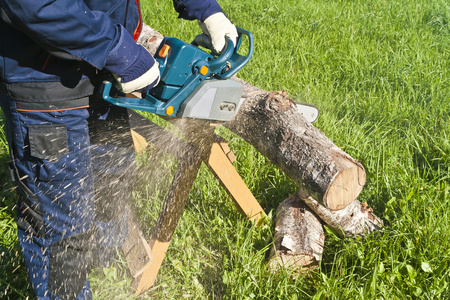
[101, 27, 319, 123]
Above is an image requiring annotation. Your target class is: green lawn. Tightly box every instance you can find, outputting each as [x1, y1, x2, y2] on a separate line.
[1, 0, 450, 298]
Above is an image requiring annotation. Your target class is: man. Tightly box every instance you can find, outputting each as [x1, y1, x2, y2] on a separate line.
[0, 0, 238, 299]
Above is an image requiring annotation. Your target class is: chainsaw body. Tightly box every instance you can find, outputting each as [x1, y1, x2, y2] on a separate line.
[102, 27, 254, 122]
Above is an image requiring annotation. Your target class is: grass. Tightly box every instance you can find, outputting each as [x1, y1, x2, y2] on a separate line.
[1, 0, 450, 298]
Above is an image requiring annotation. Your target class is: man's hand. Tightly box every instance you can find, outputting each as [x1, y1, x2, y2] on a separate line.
[194, 12, 238, 54]
[105, 25, 160, 94]
[115, 58, 160, 94]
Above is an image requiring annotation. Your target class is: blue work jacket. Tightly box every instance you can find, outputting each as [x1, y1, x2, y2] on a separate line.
[0, 0, 221, 107]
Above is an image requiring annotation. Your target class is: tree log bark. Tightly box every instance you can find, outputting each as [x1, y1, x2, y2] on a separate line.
[268, 194, 324, 272]
[138, 25, 366, 210]
[298, 188, 383, 238]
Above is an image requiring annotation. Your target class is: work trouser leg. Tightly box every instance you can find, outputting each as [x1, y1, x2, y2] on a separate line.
[1, 94, 95, 300]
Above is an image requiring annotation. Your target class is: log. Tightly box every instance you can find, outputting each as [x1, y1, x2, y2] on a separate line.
[298, 188, 383, 238]
[138, 25, 366, 210]
[226, 86, 366, 210]
[268, 194, 324, 272]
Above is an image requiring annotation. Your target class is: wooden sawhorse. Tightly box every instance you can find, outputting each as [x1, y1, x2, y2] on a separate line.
[122, 110, 265, 295]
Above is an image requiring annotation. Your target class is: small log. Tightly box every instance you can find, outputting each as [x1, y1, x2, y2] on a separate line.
[138, 25, 366, 210]
[268, 194, 324, 272]
[298, 188, 383, 238]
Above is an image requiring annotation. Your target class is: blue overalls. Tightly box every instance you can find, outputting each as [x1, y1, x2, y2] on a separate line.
[0, 0, 222, 298]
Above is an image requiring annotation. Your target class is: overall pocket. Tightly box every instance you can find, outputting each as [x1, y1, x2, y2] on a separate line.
[28, 124, 69, 162]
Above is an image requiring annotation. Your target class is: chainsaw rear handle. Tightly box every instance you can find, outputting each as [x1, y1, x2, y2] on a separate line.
[202, 37, 235, 75]
[219, 27, 254, 79]
[193, 27, 254, 79]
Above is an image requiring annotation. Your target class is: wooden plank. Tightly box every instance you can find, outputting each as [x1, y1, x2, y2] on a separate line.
[131, 129, 149, 153]
[127, 109, 187, 159]
[219, 142, 237, 163]
[207, 142, 265, 222]
[213, 134, 236, 163]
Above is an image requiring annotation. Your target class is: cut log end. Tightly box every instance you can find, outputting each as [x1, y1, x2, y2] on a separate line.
[268, 195, 324, 274]
[325, 164, 366, 210]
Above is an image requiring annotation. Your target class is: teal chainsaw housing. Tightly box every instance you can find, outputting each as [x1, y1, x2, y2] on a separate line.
[102, 27, 254, 121]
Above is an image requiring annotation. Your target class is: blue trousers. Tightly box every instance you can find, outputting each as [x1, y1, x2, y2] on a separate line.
[1, 93, 134, 299]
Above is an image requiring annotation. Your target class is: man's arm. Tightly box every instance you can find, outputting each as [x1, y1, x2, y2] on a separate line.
[0, 0, 159, 92]
[173, 0, 223, 21]
[173, 0, 238, 53]
[0, 0, 120, 69]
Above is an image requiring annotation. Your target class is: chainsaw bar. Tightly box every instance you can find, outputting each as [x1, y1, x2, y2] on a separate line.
[296, 102, 319, 123]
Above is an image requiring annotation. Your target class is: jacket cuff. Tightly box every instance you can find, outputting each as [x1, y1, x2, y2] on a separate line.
[104, 24, 154, 82]
[104, 25, 137, 73]
[173, 0, 223, 22]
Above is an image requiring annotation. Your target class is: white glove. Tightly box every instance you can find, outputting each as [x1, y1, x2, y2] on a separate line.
[105, 25, 161, 94]
[194, 12, 238, 54]
[117, 61, 160, 94]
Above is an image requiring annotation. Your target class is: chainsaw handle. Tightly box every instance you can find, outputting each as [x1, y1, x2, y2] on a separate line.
[213, 27, 254, 79]
[193, 27, 253, 79]
[204, 37, 235, 74]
